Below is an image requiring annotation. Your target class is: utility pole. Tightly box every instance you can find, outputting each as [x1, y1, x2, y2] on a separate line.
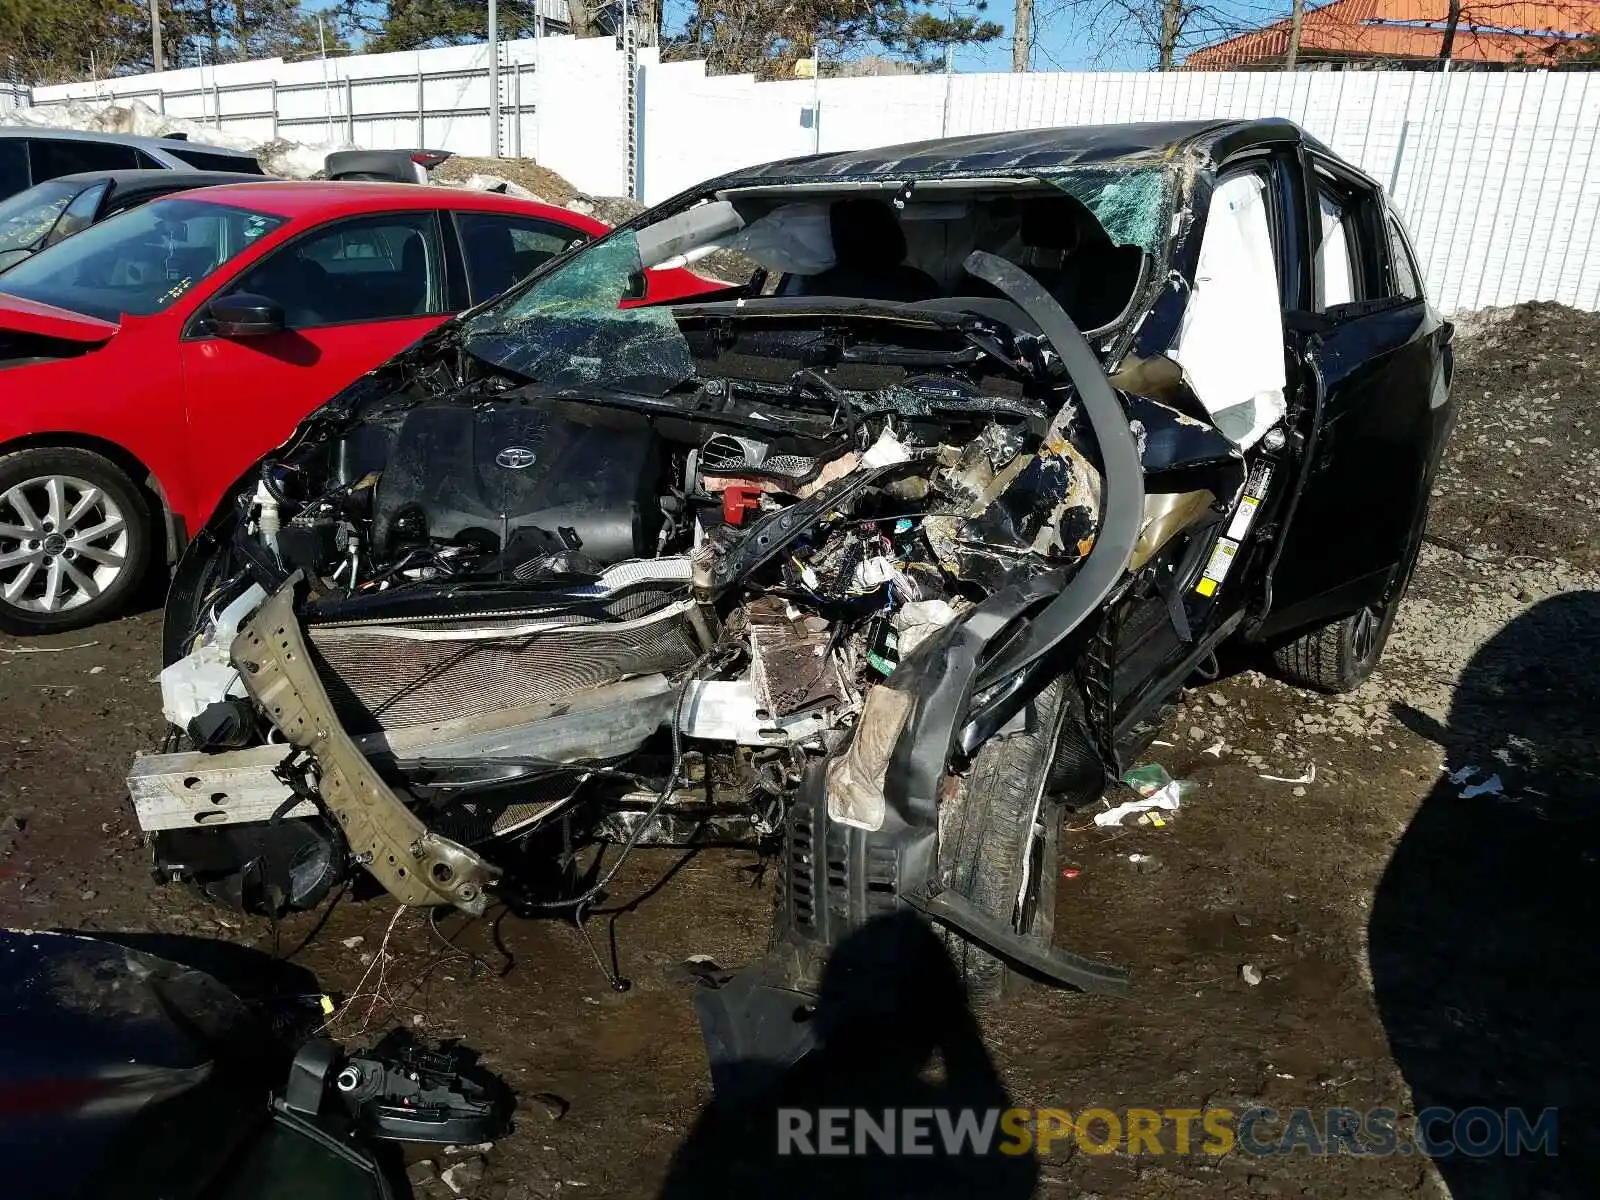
[319, 14, 333, 141]
[1285, 0, 1305, 69]
[150, 0, 164, 72]
[1012, 0, 1032, 71]
[488, 0, 501, 157]
[941, 41, 954, 136]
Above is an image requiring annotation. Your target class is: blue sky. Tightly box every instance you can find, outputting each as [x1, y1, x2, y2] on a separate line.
[307, 0, 1290, 75]
[654, 0, 1292, 73]
[919, 0, 1296, 72]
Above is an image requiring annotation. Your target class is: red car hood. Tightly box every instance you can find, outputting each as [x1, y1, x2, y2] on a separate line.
[0, 294, 119, 344]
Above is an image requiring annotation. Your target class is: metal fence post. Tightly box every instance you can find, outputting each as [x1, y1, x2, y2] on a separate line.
[345, 76, 355, 142]
[513, 66, 522, 158]
[417, 68, 425, 147]
[270, 80, 278, 139]
[623, 0, 637, 198]
[488, 0, 501, 157]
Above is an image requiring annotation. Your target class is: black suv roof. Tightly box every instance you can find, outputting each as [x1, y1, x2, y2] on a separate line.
[715, 118, 1324, 188]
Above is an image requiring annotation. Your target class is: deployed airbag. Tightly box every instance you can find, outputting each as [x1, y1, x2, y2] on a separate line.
[1169, 172, 1286, 449]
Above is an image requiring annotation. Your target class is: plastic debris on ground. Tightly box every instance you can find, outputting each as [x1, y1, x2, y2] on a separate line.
[1260, 763, 1316, 785]
[1449, 765, 1506, 799]
[1093, 763, 1192, 828]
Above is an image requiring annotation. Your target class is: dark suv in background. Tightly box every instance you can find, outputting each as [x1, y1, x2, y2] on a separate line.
[0, 127, 263, 202]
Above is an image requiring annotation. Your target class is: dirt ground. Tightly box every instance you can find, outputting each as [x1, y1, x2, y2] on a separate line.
[434, 156, 649, 228]
[2, 304, 1596, 1199]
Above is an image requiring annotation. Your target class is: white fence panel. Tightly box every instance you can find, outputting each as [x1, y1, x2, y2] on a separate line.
[12, 49, 1600, 312]
[635, 65, 1600, 312]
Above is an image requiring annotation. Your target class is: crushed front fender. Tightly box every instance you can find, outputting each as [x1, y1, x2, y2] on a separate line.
[231, 576, 500, 914]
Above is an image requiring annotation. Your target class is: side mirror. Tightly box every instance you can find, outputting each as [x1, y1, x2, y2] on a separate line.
[209, 293, 284, 338]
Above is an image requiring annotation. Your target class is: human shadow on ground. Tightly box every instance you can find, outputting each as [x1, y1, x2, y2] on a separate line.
[1375, 589, 1600, 1197]
[660, 910, 1037, 1199]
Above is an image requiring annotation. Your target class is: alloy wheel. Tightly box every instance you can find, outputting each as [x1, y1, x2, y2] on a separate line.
[0, 474, 129, 614]
[1350, 603, 1382, 665]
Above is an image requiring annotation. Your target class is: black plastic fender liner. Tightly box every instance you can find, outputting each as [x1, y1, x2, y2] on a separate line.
[960, 250, 1146, 693]
[904, 887, 1130, 996]
[880, 566, 1071, 832]
[692, 971, 823, 1099]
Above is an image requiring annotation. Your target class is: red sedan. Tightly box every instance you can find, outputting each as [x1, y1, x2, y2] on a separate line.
[0, 182, 715, 633]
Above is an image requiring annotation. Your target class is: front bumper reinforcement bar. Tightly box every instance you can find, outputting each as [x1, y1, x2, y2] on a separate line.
[232, 575, 500, 914]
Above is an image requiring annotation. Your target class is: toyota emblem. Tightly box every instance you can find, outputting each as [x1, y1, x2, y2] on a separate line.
[496, 446, 537, 469]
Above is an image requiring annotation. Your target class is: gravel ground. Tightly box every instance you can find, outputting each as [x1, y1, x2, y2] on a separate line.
[1, 304, 1596, 1198]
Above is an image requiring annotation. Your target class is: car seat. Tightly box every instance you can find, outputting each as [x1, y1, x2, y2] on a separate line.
[960, 195, 1147, 333]
[248, 252, 333, 327]
[462, 220, 517, 301]
[795, 198, 940, 302]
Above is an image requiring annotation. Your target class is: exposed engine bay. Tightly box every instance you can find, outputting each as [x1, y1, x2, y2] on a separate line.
[134, 169, 1246, 983]
[146, 294, 1119, 912]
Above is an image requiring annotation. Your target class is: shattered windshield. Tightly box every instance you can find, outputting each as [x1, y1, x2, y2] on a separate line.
[460, 163, 1176, 393]
[462, 232, 696, 394]
[1048, 165, 1170, 256]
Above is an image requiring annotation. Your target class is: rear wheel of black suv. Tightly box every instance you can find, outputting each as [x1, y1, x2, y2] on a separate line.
[1272, 513, 1425, 694]
[938, 677, 1069, 1002]
[1271, 600, 1399, 693]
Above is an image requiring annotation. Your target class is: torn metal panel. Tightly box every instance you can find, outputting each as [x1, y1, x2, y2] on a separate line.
[231, 577, 500, 914]
[746, 598, 848, 720]
[677, 680, 832, 745]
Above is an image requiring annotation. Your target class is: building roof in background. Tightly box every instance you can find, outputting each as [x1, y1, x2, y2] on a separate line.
[1183, 0, 1600, 68]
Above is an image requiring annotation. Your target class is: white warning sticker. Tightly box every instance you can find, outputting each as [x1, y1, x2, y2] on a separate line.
[1226, 463, 1274, 542]
[1194, 537, 1239, 598]
[1225, 496, 1260, 541]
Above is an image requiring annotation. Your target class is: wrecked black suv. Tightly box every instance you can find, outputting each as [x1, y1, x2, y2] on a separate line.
[131, 118, 1454, 1026]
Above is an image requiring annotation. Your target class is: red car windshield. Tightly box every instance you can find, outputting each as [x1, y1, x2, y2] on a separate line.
[0, 197, 286, 323]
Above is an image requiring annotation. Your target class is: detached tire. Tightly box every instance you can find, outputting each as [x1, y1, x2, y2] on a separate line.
[939, 678, 1068, 1002]
[0, 447, 152, 635]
